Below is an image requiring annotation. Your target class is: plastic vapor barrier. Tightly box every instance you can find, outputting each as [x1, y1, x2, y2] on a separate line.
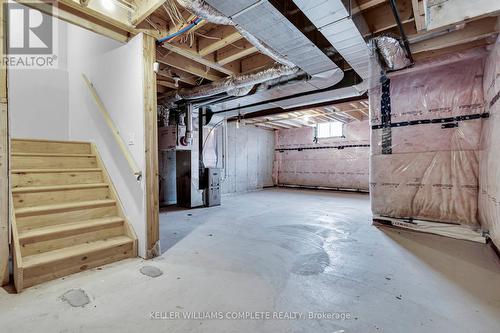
[369, 50, 487, 227]
[275, 121, 370, 191]
[479, 36, 500, 247]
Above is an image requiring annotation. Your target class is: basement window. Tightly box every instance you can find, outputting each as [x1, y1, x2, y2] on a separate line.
[316, 121, 344, 139]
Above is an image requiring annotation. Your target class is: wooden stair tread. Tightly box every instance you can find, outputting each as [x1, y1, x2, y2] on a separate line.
[22, 236, 133, 268]
[10, 139, 137, 291]
[12, 168, 102, 173]
[12, 183, 108, 193]
[15, 199, 116, 217]
[12, 138, 90, 144]
[12, 153, 95, 157]
[19, 216, 124, 241]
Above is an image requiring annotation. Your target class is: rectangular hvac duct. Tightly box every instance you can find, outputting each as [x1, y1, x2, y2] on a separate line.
[292, 0, 371, 80]
[204, 0, 340, 76]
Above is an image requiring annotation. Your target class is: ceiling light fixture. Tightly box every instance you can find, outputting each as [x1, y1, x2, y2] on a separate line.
[101, 0, 116, 11]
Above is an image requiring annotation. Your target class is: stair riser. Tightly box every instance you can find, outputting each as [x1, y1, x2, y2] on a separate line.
[12, 171, 104, 187]
[13, 187, 111, 208]
[20, 224, 125, 256]
[17, 206, 118, 232]
[12, 140, 91, 154]
[10, 139, 138, 292]
[12, 156, 97, 169]
[23, 242, 134, 288]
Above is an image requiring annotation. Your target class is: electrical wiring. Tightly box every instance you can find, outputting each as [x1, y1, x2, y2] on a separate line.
[157, 17, 203, 44]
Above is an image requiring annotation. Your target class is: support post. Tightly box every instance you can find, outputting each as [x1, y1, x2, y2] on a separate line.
[0, 0, 9, 286]
[143, 33, 160, 258]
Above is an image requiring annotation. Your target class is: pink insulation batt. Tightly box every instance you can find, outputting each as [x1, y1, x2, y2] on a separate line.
[479, 36, 500, 247]
[369, 51, 486, 226]
[274, 121, 370, 191]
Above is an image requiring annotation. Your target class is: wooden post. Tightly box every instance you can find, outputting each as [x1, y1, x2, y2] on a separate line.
[143, 33, 159, 258]
[0, 0, 9, 286]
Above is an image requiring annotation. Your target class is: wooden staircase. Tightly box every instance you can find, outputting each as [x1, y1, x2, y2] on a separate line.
[10, 139, 137, 292]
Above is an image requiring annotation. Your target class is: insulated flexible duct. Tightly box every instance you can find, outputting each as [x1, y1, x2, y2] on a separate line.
[374, 36, 411, 71]
[164, 64, 301, 103]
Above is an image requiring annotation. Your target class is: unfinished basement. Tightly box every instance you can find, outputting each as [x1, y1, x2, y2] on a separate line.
[1, 0, 500, 332]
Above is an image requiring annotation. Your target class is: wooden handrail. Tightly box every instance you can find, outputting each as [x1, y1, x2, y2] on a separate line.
[10, 192, 23, 292]
[82, 74, 142, 181]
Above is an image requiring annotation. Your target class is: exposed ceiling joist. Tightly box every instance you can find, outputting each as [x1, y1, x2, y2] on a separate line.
[218, 46, 259, 66]
[157, 68, 199, 86]
[156, 51, 224, 81]
[253, 122, 290, 130]
[199, 31, 243, 56]
[160, 43, 235, 76]
[157, 80, 178, 89]
[362, 0, 414, 35]
[410, 16, 499, 54]
[17, 0, 131, 42]
[352, 0, 387, 15]
[56, 0, 134, 31]
[413, 37, 493, 61]
[273, 119, 302, 128]
[197, 26, 238, 50]
[133, 0, 166, 26]
[411, 0, 426, 31]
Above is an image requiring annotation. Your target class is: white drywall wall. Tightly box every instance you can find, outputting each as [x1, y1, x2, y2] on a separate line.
[66, 26, 147, 257]
[8, 16, 69, 140]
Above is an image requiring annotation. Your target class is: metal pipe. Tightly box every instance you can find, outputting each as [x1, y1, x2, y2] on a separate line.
[198, 107, 205, 190]
[182, 103, 193, 145]
[221, 118, 228, 182]
[388, 0, 414, 64]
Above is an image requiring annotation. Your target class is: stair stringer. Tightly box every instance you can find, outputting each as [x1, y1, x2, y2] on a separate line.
[90, 143, 138, 256]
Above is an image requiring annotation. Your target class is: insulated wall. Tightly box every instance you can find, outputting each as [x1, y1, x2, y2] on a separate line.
[274, 121, 370, 191]
[479, 37, 500, 247]
[370, 52, 486, 226]
[221, 123, 275, 194]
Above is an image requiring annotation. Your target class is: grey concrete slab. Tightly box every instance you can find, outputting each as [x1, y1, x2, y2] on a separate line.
[1, 189, 499, 332]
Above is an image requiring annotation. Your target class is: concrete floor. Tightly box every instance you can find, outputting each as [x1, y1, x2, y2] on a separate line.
[1, 188, 500, 332]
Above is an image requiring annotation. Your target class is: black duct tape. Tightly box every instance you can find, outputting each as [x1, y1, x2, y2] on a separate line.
[372, 112, 489, 130]
[276, 144, 370, 152]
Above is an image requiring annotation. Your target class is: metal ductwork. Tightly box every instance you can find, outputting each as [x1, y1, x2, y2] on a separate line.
[373, 36, 412, 71]
[210, 83, 366, 118]
[173, 0, 373, 115]
[175, 0, 348, 113]
[203, 0, 343, 77]
[164, 64, 301, 103]
[176, 0, 295, 67]
[291, 0, 371, 80]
